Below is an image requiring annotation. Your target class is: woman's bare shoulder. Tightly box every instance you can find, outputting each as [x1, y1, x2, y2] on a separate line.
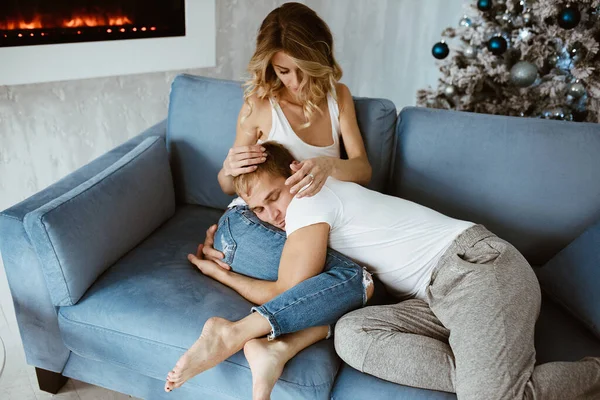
[243, 94, 272, 117]
[335, 83, 352, 112]
[335, 83, 352, 99]
[240, 93, 269, 118]
[240, 93, 272, 138]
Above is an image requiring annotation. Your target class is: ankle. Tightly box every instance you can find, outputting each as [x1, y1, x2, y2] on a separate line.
[269, 339, 297, 359]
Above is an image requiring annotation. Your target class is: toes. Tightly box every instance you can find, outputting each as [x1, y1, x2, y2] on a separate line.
[164, 380, 173, 392]
[173, 380, 185, 389]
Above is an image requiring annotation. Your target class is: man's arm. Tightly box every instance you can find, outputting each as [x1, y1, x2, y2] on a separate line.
[188, 223, 330, 305]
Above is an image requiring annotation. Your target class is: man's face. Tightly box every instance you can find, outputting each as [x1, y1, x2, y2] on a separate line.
[241, 174, 294, 230]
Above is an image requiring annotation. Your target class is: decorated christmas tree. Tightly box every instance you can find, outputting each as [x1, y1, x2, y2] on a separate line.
[417, 0, 600, 122]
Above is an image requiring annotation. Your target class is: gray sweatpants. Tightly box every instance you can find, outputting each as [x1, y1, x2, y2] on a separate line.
[334, 225, 600, 399]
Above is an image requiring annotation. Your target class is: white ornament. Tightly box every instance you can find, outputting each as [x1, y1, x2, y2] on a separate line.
[518, 28, 533, 41]
[444, 85, 456, 96]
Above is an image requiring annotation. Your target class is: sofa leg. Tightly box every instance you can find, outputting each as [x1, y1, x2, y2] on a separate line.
[35, 367, 68, 394]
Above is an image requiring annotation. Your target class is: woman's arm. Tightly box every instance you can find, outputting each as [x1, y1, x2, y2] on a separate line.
[287, 83, 372, 197]
[217, 100, 264, 195]
[330, 83, 372, 185]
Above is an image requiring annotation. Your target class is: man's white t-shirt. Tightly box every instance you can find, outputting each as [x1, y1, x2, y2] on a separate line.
[285, 177, 474, 301]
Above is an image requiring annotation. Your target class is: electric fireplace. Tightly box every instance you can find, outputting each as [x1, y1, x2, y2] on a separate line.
[0, 0, 215, 85]
[0, 1, 185, 48]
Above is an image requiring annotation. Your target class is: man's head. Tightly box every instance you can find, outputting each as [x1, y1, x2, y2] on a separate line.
[233, 141, 296, 229]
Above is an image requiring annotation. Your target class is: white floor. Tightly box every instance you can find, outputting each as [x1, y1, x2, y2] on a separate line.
[0, 258, 141, 400]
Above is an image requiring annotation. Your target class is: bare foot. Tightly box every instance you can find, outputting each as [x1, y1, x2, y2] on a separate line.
[244, 338, 292, 400]
[164, 317, 240, 392]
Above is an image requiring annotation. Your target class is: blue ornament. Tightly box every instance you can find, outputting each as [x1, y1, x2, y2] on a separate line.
[487, 36, 508, 55]
[477, 0, 493, 12]
[432, 42, 450, 59]
[459, 16, 473, 27]
[558, 6, 581, 30]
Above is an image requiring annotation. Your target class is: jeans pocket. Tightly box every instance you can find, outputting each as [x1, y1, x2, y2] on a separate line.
[214, 217, 237, 266]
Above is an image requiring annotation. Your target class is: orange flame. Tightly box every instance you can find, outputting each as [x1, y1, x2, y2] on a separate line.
[0, 14, 133, 30]
[63, 15, 133, 28]
[0, 16, 43, 30]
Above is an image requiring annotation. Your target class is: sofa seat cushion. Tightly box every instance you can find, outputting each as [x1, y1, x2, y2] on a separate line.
[331, 292, 600, 400]
[58, 205, 340, 400]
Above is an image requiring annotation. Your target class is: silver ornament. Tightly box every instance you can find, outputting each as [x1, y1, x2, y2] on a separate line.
[444, 85, 456, 96]
[510, 61, 538, 87]
[464, 46, 478, 59]
[568, 82, 586, 99]
[547, 54, 560, 67]
[459, 16, 473, 27]
[523, 12, 532, 25]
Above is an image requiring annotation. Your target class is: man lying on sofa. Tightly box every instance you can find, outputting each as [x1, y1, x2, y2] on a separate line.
[165, 141, 600, 400]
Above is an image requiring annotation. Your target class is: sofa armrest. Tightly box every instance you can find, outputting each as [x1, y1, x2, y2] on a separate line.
[536, 217, 600, 339]
[0, 120, 168, 372]
[24, 136, 175, 306]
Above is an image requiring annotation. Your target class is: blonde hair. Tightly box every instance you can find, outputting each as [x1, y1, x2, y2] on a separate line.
[242, 2, 343, 128]
[233, 141, 295, 197]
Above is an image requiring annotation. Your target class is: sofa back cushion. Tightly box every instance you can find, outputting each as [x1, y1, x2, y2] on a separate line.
[24, 137, 175, 306]
[167, 74, 397, 209]
[388, 107, 600, 265]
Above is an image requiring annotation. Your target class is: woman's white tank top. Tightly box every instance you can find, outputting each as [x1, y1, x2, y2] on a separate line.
[228, 90, 342, 207]
[262, 91, 342, 159]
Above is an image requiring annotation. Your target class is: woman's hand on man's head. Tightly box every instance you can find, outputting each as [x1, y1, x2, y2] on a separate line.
[223, 145, 267, 177]
[285, 157, 333, 198]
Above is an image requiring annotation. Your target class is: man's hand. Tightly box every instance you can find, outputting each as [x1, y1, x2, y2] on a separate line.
[201, 225, 231, 270]
[188, 244, 229, 279]
[186, 223, 330, 306]
[188, 243, 278, 305]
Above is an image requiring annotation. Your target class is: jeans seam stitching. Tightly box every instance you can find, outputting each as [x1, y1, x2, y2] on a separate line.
[269, 268, 362, 317]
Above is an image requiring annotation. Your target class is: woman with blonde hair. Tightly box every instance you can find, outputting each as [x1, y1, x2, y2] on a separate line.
[165, 3, 376, 398]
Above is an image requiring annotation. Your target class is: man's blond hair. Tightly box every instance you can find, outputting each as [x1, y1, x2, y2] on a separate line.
[233, 141, 295, 197]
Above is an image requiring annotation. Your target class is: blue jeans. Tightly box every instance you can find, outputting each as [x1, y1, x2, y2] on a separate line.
[214, 205, 370, 340]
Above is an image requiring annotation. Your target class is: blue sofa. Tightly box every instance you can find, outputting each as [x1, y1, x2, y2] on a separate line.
[2, 74, 600, 400]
